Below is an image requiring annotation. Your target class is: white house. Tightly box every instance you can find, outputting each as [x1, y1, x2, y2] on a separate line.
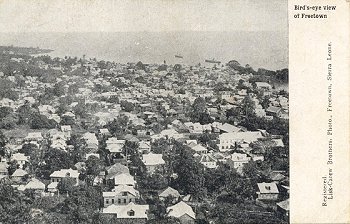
[256, 182, 279, 201]
[142, 153, 165, 173]
[50, 168, 80, 185]
[167, 201, 196, 224]
[218, 131, 264, 152]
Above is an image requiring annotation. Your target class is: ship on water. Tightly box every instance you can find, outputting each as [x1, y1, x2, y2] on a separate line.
[205, 58, 221, 64]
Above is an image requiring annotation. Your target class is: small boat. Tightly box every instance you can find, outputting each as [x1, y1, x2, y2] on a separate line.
[175, 55, 183, 59]
[205, 58, 221, 64]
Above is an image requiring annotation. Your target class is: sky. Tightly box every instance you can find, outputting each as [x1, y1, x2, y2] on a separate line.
[0, 0, 288, 33]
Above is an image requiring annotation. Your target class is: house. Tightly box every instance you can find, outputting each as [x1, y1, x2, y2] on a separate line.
[255, 82, 272, 90]
[106, 163, 130, 180]
[51, 138, 67, 150]
[276, 199, 289, 221]
[256, 182, 279, 201]
[266, 106, 282, 117]
[86, 153, 100, 160]
[218, 123, 241, 133]
[159, 187, 181, 202]
[142, 153, 165, 173]
[138, 140, 151, 154]
[218, 131, 264, 152]
[99, 128, 111, 137]
[103, 185, 140, 207]
[50, 168, 80, 185]
[11, 153, 29, 168]
[0, 162, 8, 176]
[102, 202, 149, 223]
[11, 169, 28, 182]
[61, 125, 72, 139]
[188, 142, 207, 155]
[167, 201, 196, 224]
[82, 132, 99, 152]
[24, 132, 43, 142]
[197, 154, 218, 169]
[226, 153, 251, 172]
[47, 182, 59, 195]
[269, 171, 287, 183]
[114, 173, 136, 187]
[106, 137, 126, 155]
[24, 178, 46, 193]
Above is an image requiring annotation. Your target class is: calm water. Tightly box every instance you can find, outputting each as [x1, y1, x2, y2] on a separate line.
[0, 32, 288, 70]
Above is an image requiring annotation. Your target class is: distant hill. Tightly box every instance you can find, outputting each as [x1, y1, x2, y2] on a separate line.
[0, 45, 53, 55]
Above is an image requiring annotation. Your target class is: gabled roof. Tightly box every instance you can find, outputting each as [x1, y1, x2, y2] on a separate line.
[230, 153, 250, 162]
[114, 173, 136, 186]
[218, 123, 241, 133]
[25, 132, 43, 140]
[198, 154, 217, 163]
[219, 131, 264, 143]
[107, 143, 124, 153]
[47, 181, 59, 189]
[25, 178, 45, 190]
[257, 182, 279, 194]
[11, 169, 28, 177]
[103, 202, 149, 219]
[167, 201, 196, 219]
[50, 168, 79, 178]
[159, 186, 180, 198]
[11, 153, 29, 162]
[190, 144, 208, 153]
[277, 199, 289, 211]
[106, 163, 130, 179]
[142, 153, 165, 166]
[266, 106, 282, 114]
[103, 185, 139, 197]
[61, 125, 72, 131]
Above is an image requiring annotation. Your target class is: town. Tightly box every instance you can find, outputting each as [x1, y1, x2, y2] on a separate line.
[0, 47, 289, 223]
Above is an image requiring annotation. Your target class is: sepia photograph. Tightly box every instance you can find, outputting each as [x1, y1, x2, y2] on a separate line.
[0, 0, 289, 223]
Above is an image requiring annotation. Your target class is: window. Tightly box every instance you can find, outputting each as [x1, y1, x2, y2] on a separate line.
[105, 199, 109, 204]
[111, 199, 114, 204]
[129, 198, 132, 202]
[118, 199, 121, 204]
[127, 210, 135, 216]
[124, 199, 127, 203]
[122, 192, 128, 196]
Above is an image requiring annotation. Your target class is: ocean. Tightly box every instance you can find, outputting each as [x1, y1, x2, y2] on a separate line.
[0, 31, 288, 71]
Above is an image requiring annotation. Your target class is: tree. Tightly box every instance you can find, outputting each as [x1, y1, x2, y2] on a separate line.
[57, 177, 76, 195]
[7, 160, 19, 175]
[139, 172, 168, 191]
[19, 143, 39, 156]
[106, 115, 130, 136]
[30, 112, 56, 129]
[209, 203, 286, 224]
[120, 100, 134, 112]
[0, 130, 6, 157]
[171, 144, 206, 200]
[38, 148, 74, 179]
[0, 114, 18, 129]
[241, 96, 255, 117]
[86, 156, 104, 176]
[17, 104, 34, 125]
[189, 97, 213, 125]
[57, 185, 101, 223]
[0, 107, 13, 119]
[0, 183, 32, 223]
[237, 79, 245, 89]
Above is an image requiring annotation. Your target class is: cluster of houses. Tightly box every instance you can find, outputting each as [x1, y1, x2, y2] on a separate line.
[0, 54, 289, 222]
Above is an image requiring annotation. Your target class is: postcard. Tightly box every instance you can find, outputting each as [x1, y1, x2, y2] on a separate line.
[0, 0, 348, 223]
